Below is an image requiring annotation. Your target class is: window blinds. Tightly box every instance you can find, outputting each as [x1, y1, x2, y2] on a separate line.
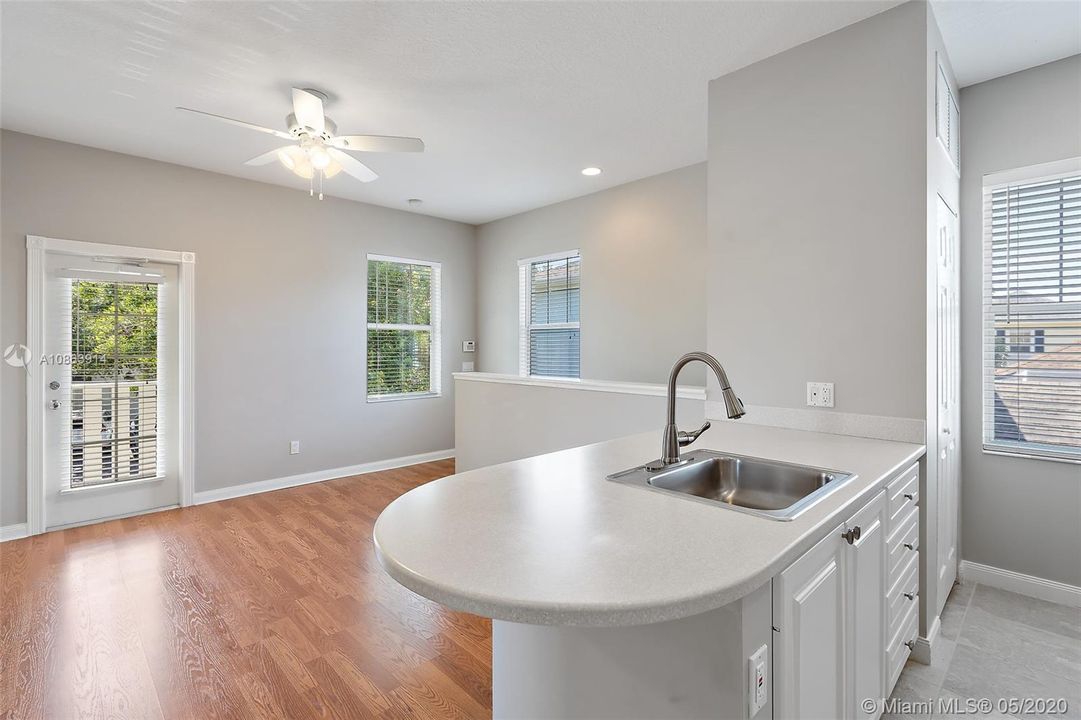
[64, 279, 161, 487]
[983, 168, 1081, 460]
[519, 253, 580, 378]
[367, 256, 441, 397]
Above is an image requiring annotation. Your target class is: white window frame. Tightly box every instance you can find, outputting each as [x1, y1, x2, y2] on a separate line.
[366, 253, 442, 402]
[518, 249, 581, 378]
[981, 157, 1081, 464]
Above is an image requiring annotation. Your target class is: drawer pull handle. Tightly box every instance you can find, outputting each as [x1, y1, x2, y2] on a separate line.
[904, 592, 916, 601]
[842, 526, 862, 544]
[904, 542, 917, 551]
[903, 493, 915, 501]
[905, 640, 915, 651]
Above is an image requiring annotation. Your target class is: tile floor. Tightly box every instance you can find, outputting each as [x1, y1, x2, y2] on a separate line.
[885, 581, 1081, 719]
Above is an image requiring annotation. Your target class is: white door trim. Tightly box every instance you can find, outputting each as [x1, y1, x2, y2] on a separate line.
[25, 235, 196, 534]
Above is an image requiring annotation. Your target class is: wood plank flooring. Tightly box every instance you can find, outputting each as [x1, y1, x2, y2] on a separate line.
[0, 459, 493, 720]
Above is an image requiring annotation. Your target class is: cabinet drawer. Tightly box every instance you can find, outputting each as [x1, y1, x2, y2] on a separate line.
[886, 601, 918, 694]
[887, 506, 918, 580]
[887, 464, 919, 531]
[887, 553, 918, 638]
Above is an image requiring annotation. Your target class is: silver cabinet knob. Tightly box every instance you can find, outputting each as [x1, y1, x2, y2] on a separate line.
[903, 493, 915, 500]
[49, 380, 60, 390]
[50, 399, 62, 410]
[904, 542, 917, 551]
[904, 592, 916, 601]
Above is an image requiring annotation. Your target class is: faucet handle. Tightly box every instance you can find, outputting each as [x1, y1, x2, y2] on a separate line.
[677, 421, 712, 447]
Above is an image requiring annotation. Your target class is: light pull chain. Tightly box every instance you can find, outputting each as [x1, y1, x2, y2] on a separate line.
[319, 170, 324, 201]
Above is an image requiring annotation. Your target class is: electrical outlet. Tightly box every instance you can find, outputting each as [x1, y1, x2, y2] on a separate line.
[748, 644, 768, 716]
[290, 440, 300, 455]
[806, 382, 835, 408]
[462, 361, 475, 372]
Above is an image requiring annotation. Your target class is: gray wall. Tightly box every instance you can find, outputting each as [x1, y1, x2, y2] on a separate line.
[706, 1, 928, 422]
[0, 130, 476, 526]
[958, 56, 1081, 586]
[475, 164, 707, 385]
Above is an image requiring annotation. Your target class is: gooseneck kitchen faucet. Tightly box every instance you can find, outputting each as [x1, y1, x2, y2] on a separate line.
[660, 351, 745, 465]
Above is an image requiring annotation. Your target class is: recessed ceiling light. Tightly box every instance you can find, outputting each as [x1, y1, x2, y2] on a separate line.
[581, 167, 602, 176]
[407, 198, 423, 206]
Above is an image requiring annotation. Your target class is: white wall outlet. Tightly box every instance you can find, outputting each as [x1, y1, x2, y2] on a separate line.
[806, 382, 835, 408]
[748, 644, 768, 716]
[289, 440, 300, 455]
[462, 361, 475, 372]
[463, 340, 476, 353]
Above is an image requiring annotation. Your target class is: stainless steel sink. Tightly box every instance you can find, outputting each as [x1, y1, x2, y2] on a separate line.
[607, 450, 855, 521]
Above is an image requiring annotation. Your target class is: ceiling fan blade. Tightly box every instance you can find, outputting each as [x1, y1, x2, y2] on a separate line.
[331, 135, 425, 153]
[176, 107, 293, 139]
[244, 147, 293, 166]
[328, 148, 378, 183]
[292, 88, 325, 134]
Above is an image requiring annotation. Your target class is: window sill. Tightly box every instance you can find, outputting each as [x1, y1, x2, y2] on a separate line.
[59, 474, 166, 495]
[982, 444, 1081, 466]
[367, 392, 442, 404]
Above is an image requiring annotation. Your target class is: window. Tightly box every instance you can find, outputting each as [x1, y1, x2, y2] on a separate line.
[983, 160, 1081, 462]
[519, 251, 580, 378]
[367, 255, 441, 399]
[69, 279, 160, 487]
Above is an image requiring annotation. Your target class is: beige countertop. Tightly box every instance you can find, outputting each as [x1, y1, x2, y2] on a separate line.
[374, 422, 925, 627]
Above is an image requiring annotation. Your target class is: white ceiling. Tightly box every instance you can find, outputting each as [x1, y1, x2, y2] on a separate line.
[933, 0, 1081, 87]
[2, 2, 1076, 224]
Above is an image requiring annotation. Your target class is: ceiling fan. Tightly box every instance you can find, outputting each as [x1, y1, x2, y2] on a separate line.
[177, 88, 424, 199]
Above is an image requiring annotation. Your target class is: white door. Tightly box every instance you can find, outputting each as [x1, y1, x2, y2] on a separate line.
[774, 524, 846, 720]
[845, 490, 887, 720]
[42, 252, 181, 529]
[935, 195, 961, 605]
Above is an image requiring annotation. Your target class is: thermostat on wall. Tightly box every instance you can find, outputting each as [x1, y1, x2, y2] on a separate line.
[463, 340, 476, 352]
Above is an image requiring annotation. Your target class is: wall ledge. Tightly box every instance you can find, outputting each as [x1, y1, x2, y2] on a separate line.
[960, 560, 1081, 608]
[453, 372, 706, 401]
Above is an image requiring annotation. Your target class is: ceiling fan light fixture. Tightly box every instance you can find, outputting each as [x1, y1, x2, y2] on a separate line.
[277, 145, 314, 179]
[323, 160, 343, 178]
[309, 145, 331, 170]
[277, 147, 297, 171]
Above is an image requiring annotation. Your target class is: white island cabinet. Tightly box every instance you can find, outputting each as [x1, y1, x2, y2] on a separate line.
[374, 423, 924, 720]
[774, 489, 888, 720]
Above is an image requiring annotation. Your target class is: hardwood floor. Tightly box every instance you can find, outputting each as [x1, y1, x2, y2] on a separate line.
[0, 459, 493, 720]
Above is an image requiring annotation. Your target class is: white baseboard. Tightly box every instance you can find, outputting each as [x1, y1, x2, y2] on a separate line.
[192, 449, 455, 506]
[911, 615, 940, 665]
[960, 560, 1081, 608]
[706, 403, 926, 444]
[0, 523, 29, 543]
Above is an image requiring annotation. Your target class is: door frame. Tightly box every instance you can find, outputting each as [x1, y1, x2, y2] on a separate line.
[25, 235, 196, 534]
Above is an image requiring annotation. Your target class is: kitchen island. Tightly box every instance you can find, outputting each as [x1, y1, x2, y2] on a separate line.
[375, 422, 924, 718]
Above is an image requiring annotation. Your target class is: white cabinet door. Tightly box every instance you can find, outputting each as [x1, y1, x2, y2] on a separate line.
[774, 523, 846, 720]
[845, 490, 887, 720]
